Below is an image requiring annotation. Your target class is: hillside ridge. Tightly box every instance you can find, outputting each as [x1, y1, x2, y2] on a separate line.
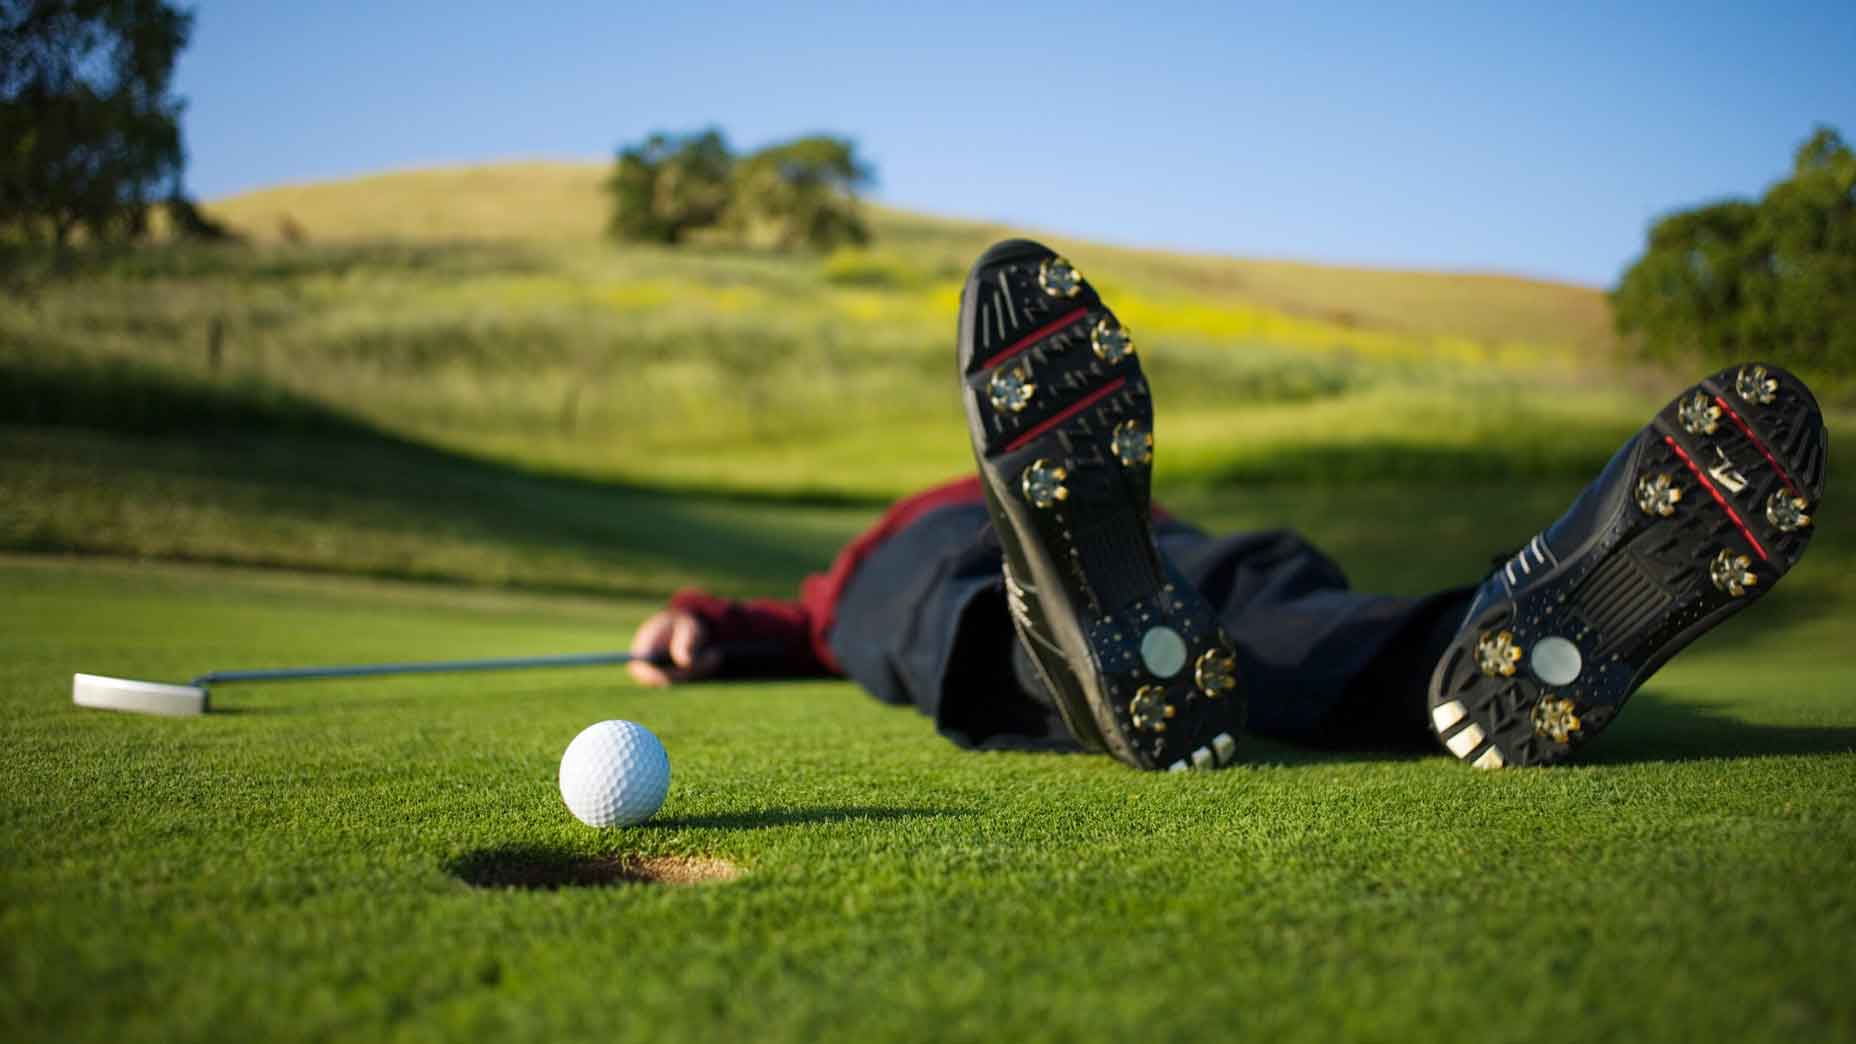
[204, 160, 1614, 356]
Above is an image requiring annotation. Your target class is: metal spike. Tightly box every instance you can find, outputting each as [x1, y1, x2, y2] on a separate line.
[1475, 630, 1523, 677]
[988, 364, 1036, 413]
[1130, 685, 1171, 732]
[1766, 491, 1811, 532]
[1091, 317, 1134, 364]
[1194, 649, 1238, 698]
[1635, 473, 1683, 517]
[1531, 697, 1582, 743]
[1709, 549, 1757, 597]
[1735, 365, 1778, 405]
[1037, 256, 1082, 298]
[1110, 419, 1153, 467]
[1021, 459, 1069, 509]
[1678, 391, 1721, 435]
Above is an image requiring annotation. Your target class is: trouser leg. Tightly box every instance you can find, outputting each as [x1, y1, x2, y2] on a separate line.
[825, 503, 1076, 750]
[828, 508, 1471, 752]
[1163, 530, 1472, 747]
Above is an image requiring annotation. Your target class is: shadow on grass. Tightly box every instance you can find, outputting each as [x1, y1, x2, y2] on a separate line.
[1199, 438, 1627, 486]
[646, 805, 968, 831]
[6, 338, 1848, 626]
[1236, 736, 1431, 768]
[0, 354, 879, 597]
[1583, 692, 1856, 765]
[1209, 682, 1856, 768]
[446, 806, 964, 890]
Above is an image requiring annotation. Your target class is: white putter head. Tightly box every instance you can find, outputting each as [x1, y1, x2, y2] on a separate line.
[72, 673, 208, 717]
[70, 649, 670, 718]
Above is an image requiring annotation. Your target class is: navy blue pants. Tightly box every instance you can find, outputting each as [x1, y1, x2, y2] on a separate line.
[826, 504, 1472, 752]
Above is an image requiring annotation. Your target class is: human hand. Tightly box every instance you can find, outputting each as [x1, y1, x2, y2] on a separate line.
[627, 609, 723, 686]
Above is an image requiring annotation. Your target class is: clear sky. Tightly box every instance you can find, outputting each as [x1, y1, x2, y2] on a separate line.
[173, 1, 1855, 287]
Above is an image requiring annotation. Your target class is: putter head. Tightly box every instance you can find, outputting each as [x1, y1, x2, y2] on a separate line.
[72, 674, 208, 717]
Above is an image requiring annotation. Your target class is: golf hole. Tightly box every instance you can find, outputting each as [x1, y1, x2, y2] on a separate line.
[448, 847, 741, 890]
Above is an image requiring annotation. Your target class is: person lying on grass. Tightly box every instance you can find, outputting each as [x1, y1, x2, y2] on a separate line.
[631, 240, 1828, 771]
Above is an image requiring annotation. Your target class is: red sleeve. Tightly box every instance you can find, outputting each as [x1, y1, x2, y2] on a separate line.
[671, 475, 1172, 679]
[667, 476, 986, 679]
[667, 588, 825, 679]
[796, 476, 984, 673]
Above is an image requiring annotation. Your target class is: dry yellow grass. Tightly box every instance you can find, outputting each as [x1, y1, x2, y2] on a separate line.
[1095, 246, 1617, 357]
[204, 161, 1615, 355]
[207, 161, 613, 243]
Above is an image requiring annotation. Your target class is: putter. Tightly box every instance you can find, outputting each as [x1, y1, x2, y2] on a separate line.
[73, 650, 679, 717]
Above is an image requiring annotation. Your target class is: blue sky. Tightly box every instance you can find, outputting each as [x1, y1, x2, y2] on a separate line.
[174, 1, 1855, 286]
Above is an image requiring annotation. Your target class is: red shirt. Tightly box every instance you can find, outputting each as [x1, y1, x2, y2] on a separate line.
[667, 474, 1176, 679]
[668, 476, 985, 677]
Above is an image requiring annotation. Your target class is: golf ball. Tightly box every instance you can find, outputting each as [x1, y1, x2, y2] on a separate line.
[558, 720, 670, 827]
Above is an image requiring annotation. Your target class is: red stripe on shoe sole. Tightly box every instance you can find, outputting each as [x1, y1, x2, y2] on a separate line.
[1005, 377, 1129, 453]
[1664, 435, 1768, 561]
[980, 307, 1090, 369]
[1713, 395, 1803, 499]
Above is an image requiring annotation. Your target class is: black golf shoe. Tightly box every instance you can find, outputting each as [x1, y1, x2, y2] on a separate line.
[958, 240, 1244, 771]
[1427, 363, 1828, 768]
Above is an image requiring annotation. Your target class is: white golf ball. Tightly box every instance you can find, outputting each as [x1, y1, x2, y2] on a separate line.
[558, 720, 670, 827]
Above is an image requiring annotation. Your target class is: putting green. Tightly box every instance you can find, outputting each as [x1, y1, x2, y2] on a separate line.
[4, 554, 1853, 1042]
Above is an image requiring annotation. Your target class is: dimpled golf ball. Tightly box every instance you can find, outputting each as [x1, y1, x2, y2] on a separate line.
[558, 720, 670, 827]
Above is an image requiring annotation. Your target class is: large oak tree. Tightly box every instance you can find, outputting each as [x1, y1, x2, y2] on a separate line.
[1614, 127, 1856, 377]
[1, 0, 198, 246]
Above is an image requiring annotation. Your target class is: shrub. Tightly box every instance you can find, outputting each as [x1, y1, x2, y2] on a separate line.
[605, 128, 874, 252]
[1613, 126, 1856, 376]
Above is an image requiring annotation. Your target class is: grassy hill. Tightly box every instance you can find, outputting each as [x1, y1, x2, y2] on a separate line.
[4, 165, 1853, 1044]
[207, 161, 1618, 356]
[0, 162, 1840, 596]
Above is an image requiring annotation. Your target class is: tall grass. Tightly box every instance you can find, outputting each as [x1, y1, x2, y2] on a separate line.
[3, 186, 1848, 596]
[203, 162, 1620, 352]
[2, 232, 1657, 498]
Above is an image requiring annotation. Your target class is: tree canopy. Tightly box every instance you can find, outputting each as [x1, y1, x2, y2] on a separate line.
[728, 135, 871, 250]
[604, 128, 733, 245]
[1, 0, 199, 246]
[1613, 126, 1856, 377]
[604, 128, 872, 251]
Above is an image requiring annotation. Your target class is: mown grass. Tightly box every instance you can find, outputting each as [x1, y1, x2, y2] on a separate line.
[3, 552, 1852, 1044]
[3, 164, 1852, 1041]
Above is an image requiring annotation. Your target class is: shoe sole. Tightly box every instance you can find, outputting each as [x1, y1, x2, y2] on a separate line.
[958, 240, 1244, 771]
[1427, 363, 1828, 768]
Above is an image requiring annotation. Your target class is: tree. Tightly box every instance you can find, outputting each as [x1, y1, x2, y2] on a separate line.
[604, 128, 733, 245]
[604, 128, 875, 251]
[0, 0, 195, 247]
[728, 135, 871, 251]
[1611, 199, 1761, 362]
[1613, 126, 1856, 376]
[1747, 127, 1856, 373]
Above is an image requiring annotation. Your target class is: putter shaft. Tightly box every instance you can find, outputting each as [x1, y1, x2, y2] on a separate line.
[192, 650, 651, 688]
[76, 641, 779, 717]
